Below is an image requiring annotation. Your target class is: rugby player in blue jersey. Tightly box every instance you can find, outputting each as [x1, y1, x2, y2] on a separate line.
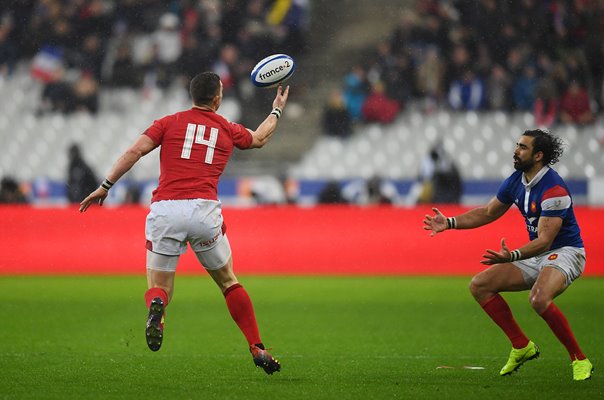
[423, 129, 593, 381]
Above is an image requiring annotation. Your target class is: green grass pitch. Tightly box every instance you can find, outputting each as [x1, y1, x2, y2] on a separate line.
[1, 275, 602, 399]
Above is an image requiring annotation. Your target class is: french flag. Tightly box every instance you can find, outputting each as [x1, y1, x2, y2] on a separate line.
[31, 46, 64, 83]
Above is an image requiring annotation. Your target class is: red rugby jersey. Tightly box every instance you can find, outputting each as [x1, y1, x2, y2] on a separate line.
[144, 108, 253, 202]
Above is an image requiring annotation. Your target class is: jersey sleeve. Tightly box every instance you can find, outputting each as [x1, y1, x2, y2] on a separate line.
[143, 116, 169, 145]
[230, 122, 253, 149]
[496, 174, 515, 204]
[541, 184, 571, 218]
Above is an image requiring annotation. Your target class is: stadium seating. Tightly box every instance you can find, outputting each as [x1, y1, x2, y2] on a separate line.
[288, 108, 604, 182]
[1, 64, 602, 203]
[0, 64, 239, 184]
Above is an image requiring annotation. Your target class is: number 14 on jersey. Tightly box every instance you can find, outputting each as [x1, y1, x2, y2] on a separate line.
[181, 123, 218, 164]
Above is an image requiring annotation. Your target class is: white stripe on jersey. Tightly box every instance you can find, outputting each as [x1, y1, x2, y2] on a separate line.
[541, 195, 571, 211]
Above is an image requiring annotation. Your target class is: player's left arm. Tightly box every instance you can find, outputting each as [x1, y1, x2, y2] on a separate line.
[79, 135, 157, 212]
[481, 216, 563, 265]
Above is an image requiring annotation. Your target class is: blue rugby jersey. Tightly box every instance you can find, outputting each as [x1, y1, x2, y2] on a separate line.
[496, 166, 584, 250]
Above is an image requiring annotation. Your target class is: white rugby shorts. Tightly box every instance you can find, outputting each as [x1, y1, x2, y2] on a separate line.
[512, 246, 586, 286]
[145, 199, 231, 270]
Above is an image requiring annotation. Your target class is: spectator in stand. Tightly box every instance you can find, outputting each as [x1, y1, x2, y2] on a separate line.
[0, 176, 28, 204]
[322, 89, 352, 138]
[559, 80, 595, 125]
[343, 65, 369, 121]
[72, 72, 99, 114]
[3, 0, 309, 113]
[67, 143, 98, 204]
[365, 176, 397, 205]
[586, 39, 604, 110]
[341, 176, 400, 205]
[266, 0, 310, 57]
[416, 45, 446, 112]
[505, 46, 527, 82]
[447, 69, 486, 111]
[213, 44, 240, 97]
[0, 21, 16, 80]
[108, 42, 141, 87]
[383, 53, 415, 108]
[414, 143, 462, 204]
[389, 10, 421, 57]
[534, 78, 559, 128]
[549, 60, 570, 94]
[220, 0, 245, 44]
[150, 13, 182, 88]
[39, 67, 74, 114]
[361, 81, 401, 124]
[512, 64, 538, 112]
[74, 34, 105, 81]
[487, 64, 513, 111]
[317, 180, 347, 204]
[177, 34, 211, 85]
[444, 44, 472, 89]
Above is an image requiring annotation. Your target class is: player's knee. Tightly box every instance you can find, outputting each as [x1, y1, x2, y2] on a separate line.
[219, 277, 238, 293]
[529, 292, 551, 314]
[469, 274, 486, 297]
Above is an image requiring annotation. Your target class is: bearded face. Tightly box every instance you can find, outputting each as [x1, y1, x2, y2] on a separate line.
[513, 136, 539, 172]
[513, 155, 535, 172]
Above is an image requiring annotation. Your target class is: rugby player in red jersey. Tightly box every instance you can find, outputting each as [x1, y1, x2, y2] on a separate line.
[423, 129, 593, 381]
[80, 72, 289, 374]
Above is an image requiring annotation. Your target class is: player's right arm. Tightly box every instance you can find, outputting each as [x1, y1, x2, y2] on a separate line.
[79, 135, 157, 212]
[247, 85, 290, 149]
[423, 196, 511, 236]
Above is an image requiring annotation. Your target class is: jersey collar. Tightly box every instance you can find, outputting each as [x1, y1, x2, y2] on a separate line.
[522, 166, 550, 190]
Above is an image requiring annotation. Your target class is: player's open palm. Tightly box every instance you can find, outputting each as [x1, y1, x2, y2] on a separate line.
[424, 207, 447, 237]
[272, 85, 290, 111]
[481, 238, 512, 265]
[79, 187, 108, 212]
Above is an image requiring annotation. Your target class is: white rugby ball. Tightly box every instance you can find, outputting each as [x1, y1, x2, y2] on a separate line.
[250, 54, 295, 88]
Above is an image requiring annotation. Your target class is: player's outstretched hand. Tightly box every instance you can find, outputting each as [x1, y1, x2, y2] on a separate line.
[79, 187, 108, 212]
[272, 85, 290, 111]
[423, 207, 447, 237]
[481, 238, 512, 265]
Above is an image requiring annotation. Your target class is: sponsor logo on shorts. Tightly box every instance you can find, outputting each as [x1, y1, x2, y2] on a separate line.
[548, 253, 558, 260]
[199, 232, 220, 247]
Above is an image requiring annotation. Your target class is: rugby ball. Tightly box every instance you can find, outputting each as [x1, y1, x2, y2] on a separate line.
[250, 54, 295, 88]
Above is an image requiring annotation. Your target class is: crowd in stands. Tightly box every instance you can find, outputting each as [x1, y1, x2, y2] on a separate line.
[324, 0, 603, 136]
[0, 0, 309, 116]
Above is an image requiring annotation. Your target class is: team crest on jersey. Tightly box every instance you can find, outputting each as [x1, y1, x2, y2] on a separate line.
[530, 201, 537, 213]
[548, 253, 558, 260]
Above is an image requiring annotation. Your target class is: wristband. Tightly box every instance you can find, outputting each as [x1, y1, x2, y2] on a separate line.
[100, 178, 115, 191]
[510, 249, 522, 262]
[270, 107, 282, 119]
[446, 217, 457, 230]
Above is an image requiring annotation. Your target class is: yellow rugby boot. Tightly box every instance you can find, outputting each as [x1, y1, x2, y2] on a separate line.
[500, 341, 540, 376]
[572, 358, 593, 381]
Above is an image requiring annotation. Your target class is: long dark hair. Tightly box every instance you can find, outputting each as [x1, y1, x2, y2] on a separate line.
[522, 129, 565, 166]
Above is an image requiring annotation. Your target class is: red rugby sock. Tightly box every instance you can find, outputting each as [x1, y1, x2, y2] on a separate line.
[540, 303, 586, 361]
[224, 283, 262, 346]
[480, 294, 530, 349]
[145, 287, 169, 308]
